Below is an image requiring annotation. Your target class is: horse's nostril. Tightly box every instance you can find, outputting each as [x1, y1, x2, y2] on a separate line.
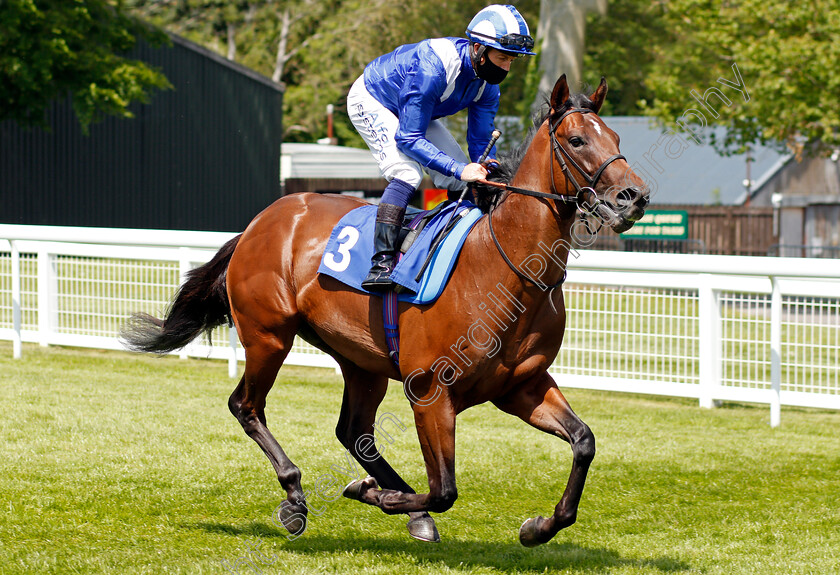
[616, 188, 640, 207]
[619, 187, 648, 205]
[612, 188, 648, 221]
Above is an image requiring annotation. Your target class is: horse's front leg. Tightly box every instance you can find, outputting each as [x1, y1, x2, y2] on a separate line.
[344, 395, 458, 516]
[492, 371, 595, 547]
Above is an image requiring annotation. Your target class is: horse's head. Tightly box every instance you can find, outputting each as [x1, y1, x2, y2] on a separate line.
[546, 74, 648, 233]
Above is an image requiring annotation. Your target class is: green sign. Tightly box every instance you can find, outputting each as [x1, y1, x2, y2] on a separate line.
[620, 210, 688, 239]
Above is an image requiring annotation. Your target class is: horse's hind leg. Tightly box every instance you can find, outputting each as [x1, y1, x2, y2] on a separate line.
[227, 318, 308, 536]
[335, 361, 439, 542]
[492, 371, 596, 547]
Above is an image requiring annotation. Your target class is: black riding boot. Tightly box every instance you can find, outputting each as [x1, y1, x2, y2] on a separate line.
[361, 203, 405, 292]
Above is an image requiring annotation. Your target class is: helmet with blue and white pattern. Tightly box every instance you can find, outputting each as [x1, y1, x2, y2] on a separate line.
[466, 5, 536, 56]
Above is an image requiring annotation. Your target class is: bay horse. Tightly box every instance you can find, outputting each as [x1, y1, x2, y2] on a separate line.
[122, 74, 648, 547]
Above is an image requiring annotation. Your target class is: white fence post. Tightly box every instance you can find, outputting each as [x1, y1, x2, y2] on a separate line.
[698, 274, 722, 408]
[769, 277, 782, 428]
[11, 241, 22, 359]
[178, 248, 191, 360]
[228, 325, 238, 378]
[37, 247, 58, 348]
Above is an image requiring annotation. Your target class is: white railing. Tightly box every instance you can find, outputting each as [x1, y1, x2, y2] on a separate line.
[2, 224, 839, 427]
[556, 251, 840, 427]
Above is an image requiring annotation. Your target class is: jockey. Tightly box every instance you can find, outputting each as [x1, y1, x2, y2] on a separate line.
[347, 4, 535, 292]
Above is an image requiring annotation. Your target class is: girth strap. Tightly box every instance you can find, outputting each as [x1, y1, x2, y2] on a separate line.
[381, 209, 426, 368]
[383, 290, 400, 366]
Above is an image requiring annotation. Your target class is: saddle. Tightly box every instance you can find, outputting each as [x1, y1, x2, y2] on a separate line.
[316, 198, 483, 366]
[317, 200, 482, 304]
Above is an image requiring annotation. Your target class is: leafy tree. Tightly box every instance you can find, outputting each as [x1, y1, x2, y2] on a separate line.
[0, 0, 171, 132]
[128, 0, 267, 64]
[129, 0, 344, 141]
[584, 0, 840, 157]
[581, 0, 667, 116]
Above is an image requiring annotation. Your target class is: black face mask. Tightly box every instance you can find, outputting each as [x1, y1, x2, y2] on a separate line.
[475, 56, 508, 85]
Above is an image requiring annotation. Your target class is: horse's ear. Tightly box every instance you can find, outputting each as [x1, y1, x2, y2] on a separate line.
[589, 77, 608, 113]
[550, 74, 570, 112]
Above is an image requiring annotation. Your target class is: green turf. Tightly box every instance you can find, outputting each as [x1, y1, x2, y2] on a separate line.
[1, 342, 837, 574]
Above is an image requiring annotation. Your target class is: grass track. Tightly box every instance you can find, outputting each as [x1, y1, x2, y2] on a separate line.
[1, 342, 837, 574]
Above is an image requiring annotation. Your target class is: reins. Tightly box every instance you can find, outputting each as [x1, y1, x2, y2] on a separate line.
[480, 107, 626, 290]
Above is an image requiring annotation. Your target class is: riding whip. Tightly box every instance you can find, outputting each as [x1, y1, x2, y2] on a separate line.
[414, 130, 501, 282]
[478, 130, 501, 165]
[448, 129, 501, 222]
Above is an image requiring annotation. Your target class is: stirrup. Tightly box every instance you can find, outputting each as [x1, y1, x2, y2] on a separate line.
[362, 255, 397, 291]
[362, 275, 396, 292]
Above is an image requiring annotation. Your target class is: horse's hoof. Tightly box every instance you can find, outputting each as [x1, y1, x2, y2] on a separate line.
[342, 476, 379, 501]
[276, 501, 308, 536]
[407, 515, 440, 543]
[519, 516, 546, 547]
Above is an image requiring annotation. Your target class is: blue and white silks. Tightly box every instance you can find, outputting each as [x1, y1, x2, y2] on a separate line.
[363, 37, 500, 180]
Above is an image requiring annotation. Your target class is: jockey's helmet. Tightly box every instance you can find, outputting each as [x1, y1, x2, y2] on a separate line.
[465, 5, 536, 57]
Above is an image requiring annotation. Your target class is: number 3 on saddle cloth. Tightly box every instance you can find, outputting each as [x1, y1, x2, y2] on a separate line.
[317, 201, 483, 365]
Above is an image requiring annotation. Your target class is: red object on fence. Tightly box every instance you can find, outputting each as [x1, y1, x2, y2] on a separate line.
[423, 188, 448, 211]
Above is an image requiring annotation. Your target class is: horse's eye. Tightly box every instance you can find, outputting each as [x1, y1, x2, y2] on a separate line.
[569, 137, 585, 148]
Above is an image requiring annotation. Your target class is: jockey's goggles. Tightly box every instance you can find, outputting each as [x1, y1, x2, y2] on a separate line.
[467, 30, 535, 54]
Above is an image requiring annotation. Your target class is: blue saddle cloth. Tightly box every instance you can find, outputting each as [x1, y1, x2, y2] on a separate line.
[317, 202, 483, 304]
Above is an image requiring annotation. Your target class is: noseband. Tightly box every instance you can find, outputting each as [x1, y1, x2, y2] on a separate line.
[484, 107, 627, 290]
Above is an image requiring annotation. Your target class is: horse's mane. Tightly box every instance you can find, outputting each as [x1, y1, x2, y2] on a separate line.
[473, 91, 597, 212]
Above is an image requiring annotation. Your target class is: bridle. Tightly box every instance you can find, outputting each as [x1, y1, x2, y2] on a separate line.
[484, 107, 627, 289]
[548, 107, 626, 201]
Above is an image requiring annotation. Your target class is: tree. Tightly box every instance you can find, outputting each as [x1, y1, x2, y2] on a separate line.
[581, 0, 667, 116]
[128, 0, 340, 140]
[535, 0, 606, 98]
[127, 1, 254, 62]
[0, 0, 171, 132]
[583, 0, 840, 157]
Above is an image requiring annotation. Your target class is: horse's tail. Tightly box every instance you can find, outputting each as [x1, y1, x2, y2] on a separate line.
[120, 234, 241, 354]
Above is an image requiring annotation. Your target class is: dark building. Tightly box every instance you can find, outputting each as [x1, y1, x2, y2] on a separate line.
[1, 33, 283, 232]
